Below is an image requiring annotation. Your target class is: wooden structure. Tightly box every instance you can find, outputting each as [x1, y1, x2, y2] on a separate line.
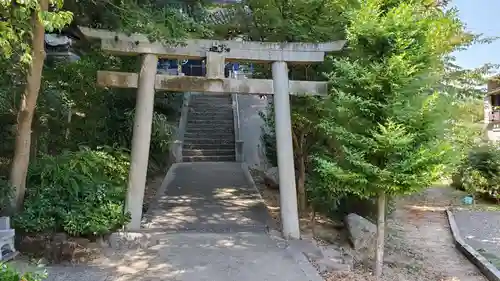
[485, 76, 500, 141]
[81, 27, 345, 239]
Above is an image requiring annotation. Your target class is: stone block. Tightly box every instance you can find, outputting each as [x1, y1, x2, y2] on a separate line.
[263, 167, 279, 189]
[320, 245, 343, 260]
[107, 232, 161, 250]
[288, 239, 323, 260]
[345, 213, 376, 256]
[0, 216, 9, 230]
[0, 217, 16, 262]
[316, 258, 352, 273]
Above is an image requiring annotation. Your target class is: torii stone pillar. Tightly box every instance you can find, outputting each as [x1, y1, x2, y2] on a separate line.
[126, 54, 158, 230]
[272, 61, 300, 238]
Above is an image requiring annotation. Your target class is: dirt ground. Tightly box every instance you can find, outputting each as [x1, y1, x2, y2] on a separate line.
[143, 173, 166, 214]
[250, 169, 487, 281]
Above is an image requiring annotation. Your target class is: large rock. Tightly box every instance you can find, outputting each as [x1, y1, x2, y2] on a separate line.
[263, 167, 279, 189]
[262, 166, 300, 190]
[345, 213, 376, 256]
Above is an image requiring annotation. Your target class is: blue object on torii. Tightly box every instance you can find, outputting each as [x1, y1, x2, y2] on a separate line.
[182, 60, 205, 76]
[156, 59, 254, 77]
[232, 62, 240, 71]
[157, 59, 178, 71]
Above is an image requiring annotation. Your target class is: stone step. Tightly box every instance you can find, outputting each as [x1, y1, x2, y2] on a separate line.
[183, 138, 235, 145]
[187, 119, 234, 124]
[184, 132, 234, 139]
[189, 102, 233, 107]
[188, 113, 234, 119]
[189, 102, 232, 107]
[185, 131, 234, 137]
[182, 155, 236, 162]
[183, 143, 235, 150]
[185, 127, 234, 133]
[189, 109, 233, 114]
[189, 102, 231, 107]
[182, 149, 235, 157]
[188, 119, 233, 124]
[190, 96, 231, 101]
[190, 108, 232, 112]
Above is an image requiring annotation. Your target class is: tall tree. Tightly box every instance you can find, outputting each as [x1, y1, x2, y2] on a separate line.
[316, 0, 469, 278]
[2, 0, 211, 210]
[2, 0, 72, 209]
[229, 0, 348, 214]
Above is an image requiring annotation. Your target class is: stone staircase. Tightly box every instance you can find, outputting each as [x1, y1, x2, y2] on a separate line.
[182, 95, 236, 162]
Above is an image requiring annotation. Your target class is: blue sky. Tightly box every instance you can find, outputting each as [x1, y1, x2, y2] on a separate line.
[452, 0, 500, 70]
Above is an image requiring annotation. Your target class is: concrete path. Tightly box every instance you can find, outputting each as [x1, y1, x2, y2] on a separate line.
[39, 232, 319, 281]
[142, 162, 271, 233]
[29, 162, 321, 281]
[454, 210, 500, 267]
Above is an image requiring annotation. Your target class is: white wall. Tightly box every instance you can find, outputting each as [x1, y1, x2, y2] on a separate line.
[237, 95, 270, 170]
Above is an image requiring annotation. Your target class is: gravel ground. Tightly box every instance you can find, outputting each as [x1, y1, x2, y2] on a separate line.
[250, 171, 488, 281]
[378, 186, 487, 281]
[323, 187, 488, 281]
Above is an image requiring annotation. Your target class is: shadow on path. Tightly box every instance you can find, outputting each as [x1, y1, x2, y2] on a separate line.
[142, 162, 271, 233]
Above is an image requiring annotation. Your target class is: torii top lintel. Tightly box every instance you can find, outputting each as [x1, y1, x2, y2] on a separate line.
[79, 27, 346, 64]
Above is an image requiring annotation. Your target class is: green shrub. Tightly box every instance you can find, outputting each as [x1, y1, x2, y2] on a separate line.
[454, 144, 500, 201]
[308, 155, 396, 221]
[0, 263, 46, 281]
[14, 147, 131, 236]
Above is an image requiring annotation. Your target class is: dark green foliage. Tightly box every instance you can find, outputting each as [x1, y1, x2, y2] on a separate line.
[0, 0, 204, 237]
[14, 148, 131, 236]
[308, 154, 396, 221]
[0, 263, 47, 281]
[0, 50, 179, 173]
[65, 0, 212, 43]
[313, 1, 468, 202]
[453, 144, 500, 201]
[0, 177, 12, 216]
[259, 101, 277, 167]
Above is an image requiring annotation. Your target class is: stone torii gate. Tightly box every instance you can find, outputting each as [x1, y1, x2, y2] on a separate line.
[80, 27, 345, 239]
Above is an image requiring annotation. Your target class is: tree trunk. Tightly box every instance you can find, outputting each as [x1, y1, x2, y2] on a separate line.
[65, 107, 72, 140]
[297, 152, 307, 214]
[10, 0, 48, 210]
[374, 191, 386, 279]
[310, 207, 316, 236]
[30, 114, 39, 160]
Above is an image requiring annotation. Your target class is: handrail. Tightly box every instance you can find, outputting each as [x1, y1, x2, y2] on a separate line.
[231, 71, 244, 162]
[172, 91, 191, 162]
[235, 93, 241, 140]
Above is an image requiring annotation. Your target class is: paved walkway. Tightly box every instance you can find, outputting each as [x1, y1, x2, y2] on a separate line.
[30, 162, 321, 281]
[37, 232, 319, 281]
[454, 210, 500, 267]
[142, 162, 271, 232]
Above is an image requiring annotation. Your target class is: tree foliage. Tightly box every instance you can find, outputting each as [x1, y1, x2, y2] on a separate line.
[0, 0, 202, 228]
[312, 0, 477, 276]
[0, 0, 72, 61]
